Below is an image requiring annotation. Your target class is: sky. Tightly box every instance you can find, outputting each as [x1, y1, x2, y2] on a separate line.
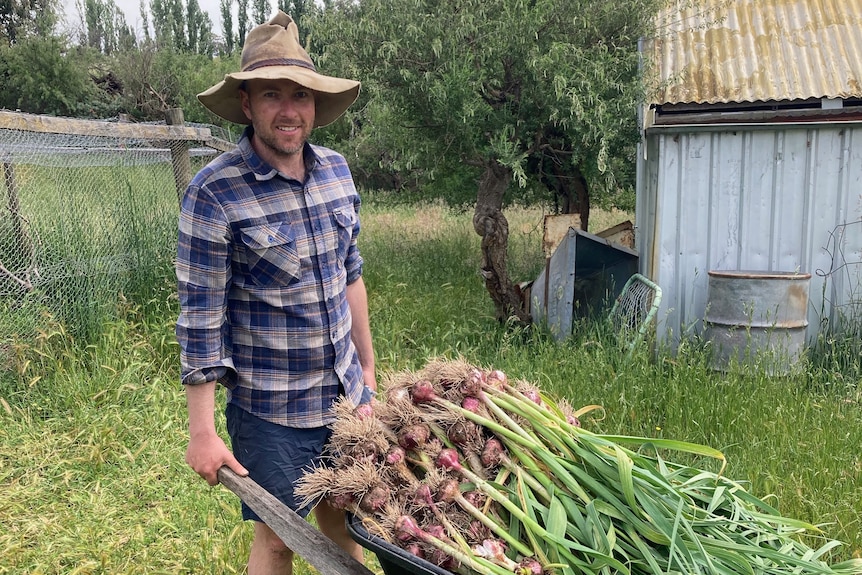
[60, 0, 229, 37]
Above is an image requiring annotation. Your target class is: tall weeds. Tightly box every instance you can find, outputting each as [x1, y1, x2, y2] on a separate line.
[0, 200, 859, 574]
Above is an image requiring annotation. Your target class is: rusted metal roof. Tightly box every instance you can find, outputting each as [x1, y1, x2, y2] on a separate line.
[645, 0, 862, 106]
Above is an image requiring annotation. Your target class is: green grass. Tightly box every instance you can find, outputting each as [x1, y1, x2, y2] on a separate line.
[0, 200, 860, 574]
[4, 162, 179, 343]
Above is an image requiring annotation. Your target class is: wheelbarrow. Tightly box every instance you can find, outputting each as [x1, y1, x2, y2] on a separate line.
[218, 466, 450, 575]
[217, 466, 374, 575]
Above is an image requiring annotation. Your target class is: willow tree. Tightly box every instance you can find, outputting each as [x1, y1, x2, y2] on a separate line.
[317, 0, 663, 322]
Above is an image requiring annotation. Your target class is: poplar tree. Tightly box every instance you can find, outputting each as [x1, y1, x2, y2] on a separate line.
[220, 0, 234, 54]
[0, 0, 56, 44]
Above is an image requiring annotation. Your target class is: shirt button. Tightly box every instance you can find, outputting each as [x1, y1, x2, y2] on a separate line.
[267, 235, 274, 243]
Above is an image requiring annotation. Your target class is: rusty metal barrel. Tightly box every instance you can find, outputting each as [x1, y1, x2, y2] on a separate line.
[704, 270, 810, 374]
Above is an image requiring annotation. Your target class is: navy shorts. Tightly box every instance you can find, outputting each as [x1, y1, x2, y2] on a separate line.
[225, 387, 373, 522]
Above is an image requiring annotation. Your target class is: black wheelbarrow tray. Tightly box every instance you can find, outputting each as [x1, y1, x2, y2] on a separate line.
[347, 512, 455, 575]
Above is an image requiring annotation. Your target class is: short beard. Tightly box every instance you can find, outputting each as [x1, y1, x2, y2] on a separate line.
[255, 128, 307, 157]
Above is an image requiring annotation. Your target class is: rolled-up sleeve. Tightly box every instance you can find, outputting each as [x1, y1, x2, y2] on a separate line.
[175, 184, 236, 387]
[344, 190, 364, 285]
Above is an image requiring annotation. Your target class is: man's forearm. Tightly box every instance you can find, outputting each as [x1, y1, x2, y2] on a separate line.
[346, 277, 376, 389]
[185, 380, 219, 438]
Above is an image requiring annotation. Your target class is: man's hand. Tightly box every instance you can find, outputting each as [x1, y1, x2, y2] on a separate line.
[185, 431, 248, 486]
[184, 381, 248, 486]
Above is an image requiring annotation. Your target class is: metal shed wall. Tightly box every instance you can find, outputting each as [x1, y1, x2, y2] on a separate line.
[637, 123, 862, 345]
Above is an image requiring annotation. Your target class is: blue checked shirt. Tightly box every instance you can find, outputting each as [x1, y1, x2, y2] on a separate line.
[176, 127, 366, 428]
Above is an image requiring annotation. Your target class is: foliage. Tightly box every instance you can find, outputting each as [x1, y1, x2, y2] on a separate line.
[110, 42, 237, 121]
[219, 0, 234, 54]
[312, 0, 661, 216]
[178, 50, 242, 124]
[186, 0, 215, 56]
[0, 0, 57, 45]
[149, 0, 184, 51]
[277, 0, 317, 44]
[78, 0, 136, 54]
[250, 0, 269, 26]
[3, 0, 228, 120]
[237, 0, 250, 48]
[0, 35, 119, 117]
[1, 202, 860, 574]
[145, 0, 214, 54]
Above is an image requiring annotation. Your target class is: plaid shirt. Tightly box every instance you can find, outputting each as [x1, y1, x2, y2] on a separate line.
[176, 127, 366, 428]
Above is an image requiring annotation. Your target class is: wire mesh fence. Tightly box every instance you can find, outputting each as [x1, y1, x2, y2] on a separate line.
[0, 110, 234, 344]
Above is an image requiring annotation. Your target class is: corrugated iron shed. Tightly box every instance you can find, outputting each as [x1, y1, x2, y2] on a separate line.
[645, 0, 862, 106]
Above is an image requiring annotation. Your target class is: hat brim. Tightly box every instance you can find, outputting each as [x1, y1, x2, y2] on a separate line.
[198, 67, 360, 127]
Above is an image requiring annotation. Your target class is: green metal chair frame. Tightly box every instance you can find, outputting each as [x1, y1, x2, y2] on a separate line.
[608, 273, 663, 358]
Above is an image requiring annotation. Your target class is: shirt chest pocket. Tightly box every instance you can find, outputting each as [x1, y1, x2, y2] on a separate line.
[239, 222, 301, 288]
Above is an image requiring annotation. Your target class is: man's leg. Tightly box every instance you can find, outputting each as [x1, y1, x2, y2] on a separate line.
[313, 500, 365, 564]
[248, 521, 294, 575]
[227, 405, 331, 573]
[226, 404, 365, 571]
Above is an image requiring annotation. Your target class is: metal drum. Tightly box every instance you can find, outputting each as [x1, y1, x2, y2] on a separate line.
[704, 270, 810, 374]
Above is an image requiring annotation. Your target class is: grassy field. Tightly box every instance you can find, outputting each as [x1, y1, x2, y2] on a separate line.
[0, 200, 860, 574]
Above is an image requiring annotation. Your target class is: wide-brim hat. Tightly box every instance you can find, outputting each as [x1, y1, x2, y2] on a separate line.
[198, 11, 360, 127]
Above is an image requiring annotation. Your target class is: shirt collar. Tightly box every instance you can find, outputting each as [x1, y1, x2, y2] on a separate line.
[238, 126, 322, 182]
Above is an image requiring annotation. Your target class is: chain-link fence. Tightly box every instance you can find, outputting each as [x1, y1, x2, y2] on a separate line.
[0, 110, 234, 344]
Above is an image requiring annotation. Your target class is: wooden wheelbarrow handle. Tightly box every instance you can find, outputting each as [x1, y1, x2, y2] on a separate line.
[217, 466, 375, 575]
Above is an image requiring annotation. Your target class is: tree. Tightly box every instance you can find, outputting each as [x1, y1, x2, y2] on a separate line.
[236, 0, 249, 48]
[0, 36, 116, 117]
[251, 0, 269, 25]
[112, 42, 235, 121]
[79, 0, 135, 54]
[148, 0, 188, 51]
[278, 0, 316, 45]
[169, 0, 184, 49]
[316, 0, 662, 322]
[139, 0, 150, 39]
[145, 0, 214, 54]
[186, 0, 214, 55]
[0, 0, 56, 44]
[220, 0, 234, 54]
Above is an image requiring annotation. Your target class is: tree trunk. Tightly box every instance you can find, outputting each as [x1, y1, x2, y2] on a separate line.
[573, 167, 590, 232]
[473, 160, 532, 324]
[551, 162, 591, 231]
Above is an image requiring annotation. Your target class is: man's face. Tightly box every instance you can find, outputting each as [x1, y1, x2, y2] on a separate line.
[240, 78, 315, 158]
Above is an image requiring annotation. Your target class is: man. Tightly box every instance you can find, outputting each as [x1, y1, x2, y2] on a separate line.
[175, 11, 375, 574]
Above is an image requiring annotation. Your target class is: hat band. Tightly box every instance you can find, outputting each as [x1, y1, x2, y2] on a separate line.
[244, 58, 317, 72]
